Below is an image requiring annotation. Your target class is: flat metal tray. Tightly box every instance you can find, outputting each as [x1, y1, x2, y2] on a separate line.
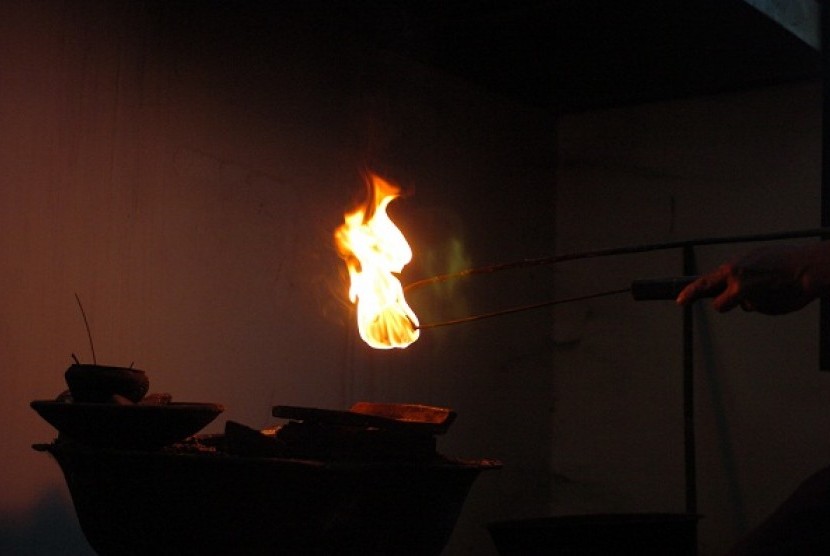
[272, 402, 456, 435]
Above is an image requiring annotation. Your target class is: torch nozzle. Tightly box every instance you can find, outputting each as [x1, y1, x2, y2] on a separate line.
[631, 276, 699, 301]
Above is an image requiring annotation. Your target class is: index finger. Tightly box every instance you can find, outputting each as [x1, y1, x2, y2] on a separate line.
[676, 267, 729, 306]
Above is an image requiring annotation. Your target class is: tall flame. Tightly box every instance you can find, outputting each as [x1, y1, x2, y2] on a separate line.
[335, 173, 420, 349]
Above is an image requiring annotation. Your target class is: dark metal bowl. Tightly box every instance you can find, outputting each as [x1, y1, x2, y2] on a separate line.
[488, 513, 700, 556]
[64, 364, 150, 403]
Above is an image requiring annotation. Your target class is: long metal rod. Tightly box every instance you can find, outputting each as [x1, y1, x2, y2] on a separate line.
[416, 288, 630, 330]
[404, 227, 830, 292]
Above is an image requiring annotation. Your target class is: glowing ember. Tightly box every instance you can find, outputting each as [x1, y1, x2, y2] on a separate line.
[335, 173, 420, 349]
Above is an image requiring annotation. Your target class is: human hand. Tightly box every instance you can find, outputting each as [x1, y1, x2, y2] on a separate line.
[676, 245, 820, 315]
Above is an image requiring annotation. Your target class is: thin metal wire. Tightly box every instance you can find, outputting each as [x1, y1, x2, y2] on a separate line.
[74, 293, 97, 365]
[416, 287, 631, 330]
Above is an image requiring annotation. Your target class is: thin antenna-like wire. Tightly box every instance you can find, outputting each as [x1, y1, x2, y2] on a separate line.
[74, 293, 97, 365]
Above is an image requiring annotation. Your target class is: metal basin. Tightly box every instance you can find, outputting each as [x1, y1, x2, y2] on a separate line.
[39, 439, 498, 556]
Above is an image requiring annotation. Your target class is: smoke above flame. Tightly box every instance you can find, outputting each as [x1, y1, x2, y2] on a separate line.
[334, 173, 420, 349]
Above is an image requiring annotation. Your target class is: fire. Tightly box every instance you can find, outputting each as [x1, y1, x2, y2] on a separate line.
[335, 173, 420, 349]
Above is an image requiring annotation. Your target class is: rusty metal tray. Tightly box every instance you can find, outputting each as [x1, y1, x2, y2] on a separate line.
[272, 402, 456, 435]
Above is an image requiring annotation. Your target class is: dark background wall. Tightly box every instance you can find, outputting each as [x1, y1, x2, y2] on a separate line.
[554, 81, 824, 554]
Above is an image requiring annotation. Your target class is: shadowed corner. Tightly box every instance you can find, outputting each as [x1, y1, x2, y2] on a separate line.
[0, 487, 94, 555]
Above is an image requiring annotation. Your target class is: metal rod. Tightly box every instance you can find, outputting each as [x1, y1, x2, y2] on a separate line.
[683, 247, 698, 520]
[821, 3, 830, 371]
[404, 227, 830, 293]
[416, 288, 631, 330]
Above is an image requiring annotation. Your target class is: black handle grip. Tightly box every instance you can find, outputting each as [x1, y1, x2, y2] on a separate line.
[631, 276, 699, 301]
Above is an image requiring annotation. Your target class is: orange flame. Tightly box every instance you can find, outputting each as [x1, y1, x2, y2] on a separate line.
[335, 173, 420, 349]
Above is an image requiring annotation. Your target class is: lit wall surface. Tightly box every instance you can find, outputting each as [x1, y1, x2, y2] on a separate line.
[0, 2, 555, 554]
